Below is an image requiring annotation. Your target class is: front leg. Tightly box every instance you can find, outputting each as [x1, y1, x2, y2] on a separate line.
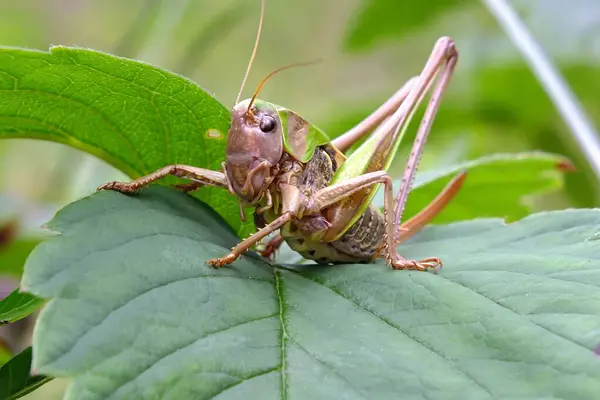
[209, 183, 302, 267]
[307, 171, 441, 272]
[207, 212, 295, 267]
[257, 234, 285, 260]
[98, 164, 228, 193]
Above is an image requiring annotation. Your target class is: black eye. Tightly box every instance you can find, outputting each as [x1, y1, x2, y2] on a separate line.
[259, 115, 276, 132]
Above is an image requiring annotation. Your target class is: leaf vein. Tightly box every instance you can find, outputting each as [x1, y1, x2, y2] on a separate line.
[450, 269, 600, 289]
[289, 340, 370, 399]
[105, 314, 278, 399]
[0, 117, 143, 180]
[150, 94, 171, 165]
[50, 274, 273, 368]
[207, 368, 278, 399]
[40, 232, 235, 289]
[441, 276, 597, 356]
[1, 88, 149, 173]
[67, 62, 208, 138]
[296, 273, 495, 397]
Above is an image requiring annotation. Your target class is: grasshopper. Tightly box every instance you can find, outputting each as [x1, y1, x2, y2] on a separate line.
[98, 0, 464, 272]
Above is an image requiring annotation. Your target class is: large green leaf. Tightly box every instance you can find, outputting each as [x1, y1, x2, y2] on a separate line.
[21, 186, 600, 399]
[0, 46, 255, 236]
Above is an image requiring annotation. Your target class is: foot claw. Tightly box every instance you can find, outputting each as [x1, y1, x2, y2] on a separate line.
[390, 257, 442, 273]
[258, 249, 276, 262]
[257, 237, 284, 261]
[97, 181, 136, 193]
[206, 253, 238, 268]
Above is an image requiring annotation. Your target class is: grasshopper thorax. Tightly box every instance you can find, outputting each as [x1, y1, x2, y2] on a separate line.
[226, 98, 283, 204]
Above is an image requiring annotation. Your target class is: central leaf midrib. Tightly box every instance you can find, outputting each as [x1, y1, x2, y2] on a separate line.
[274, 270, 288, 400]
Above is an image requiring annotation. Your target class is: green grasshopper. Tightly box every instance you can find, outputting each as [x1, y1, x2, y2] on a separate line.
[98, 0, 464, 272]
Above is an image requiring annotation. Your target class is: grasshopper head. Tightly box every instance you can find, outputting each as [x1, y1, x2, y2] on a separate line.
[226, 98, 283, 204]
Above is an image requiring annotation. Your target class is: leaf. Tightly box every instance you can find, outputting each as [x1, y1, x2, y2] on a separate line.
[344, 0, 468, 51]
[374, 152, 571, 224]
[468, 64, 600, 208]
[0, 289, 44, 325]
[0, 347, 52, 400]
[0, 46, 256, 237]
[21, 186, 600, 399]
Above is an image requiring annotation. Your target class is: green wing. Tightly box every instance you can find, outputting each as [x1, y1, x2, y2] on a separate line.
[275, 105, 330, 163]
[328, 105, 419, 238]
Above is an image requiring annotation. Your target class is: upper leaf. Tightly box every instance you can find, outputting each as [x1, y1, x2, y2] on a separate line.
[0, 46, 256, 237]
[21, 186, 600, 399]
[377, 152, 571, 224]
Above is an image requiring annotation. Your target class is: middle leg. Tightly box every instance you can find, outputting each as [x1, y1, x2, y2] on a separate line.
[259, 171, 466, 261]
[307, 171, 442, 271]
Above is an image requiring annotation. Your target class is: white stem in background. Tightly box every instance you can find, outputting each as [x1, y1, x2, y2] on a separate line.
[482, 0, 600, 180]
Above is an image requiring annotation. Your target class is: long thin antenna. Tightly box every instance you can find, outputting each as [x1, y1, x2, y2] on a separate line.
[246, 59, 321, 116]
[234, 0, 266, 106]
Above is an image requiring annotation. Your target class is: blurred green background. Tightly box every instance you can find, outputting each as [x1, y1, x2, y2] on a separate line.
[0, 0, 598, 397]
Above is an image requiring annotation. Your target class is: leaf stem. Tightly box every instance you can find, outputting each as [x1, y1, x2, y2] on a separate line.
[482, 0, 600, 180]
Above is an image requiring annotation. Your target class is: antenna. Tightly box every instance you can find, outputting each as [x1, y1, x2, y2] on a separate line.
[246, 59, 322, 117]
[234, 0, 266, 106]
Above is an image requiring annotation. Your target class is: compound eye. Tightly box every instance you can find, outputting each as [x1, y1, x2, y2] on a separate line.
[259, 115, 276, 132]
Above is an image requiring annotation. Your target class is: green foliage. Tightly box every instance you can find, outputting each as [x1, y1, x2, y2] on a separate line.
[469, 64, 600, 207]
[0, 46, 250, 236]
[344, 0, 467, 51]
[0, 347, 51, 400]
[322, 63, 600, 209]
[0, 289, 44, 324]
[20, 186, 600, 399]
[396, 152, 570, 224]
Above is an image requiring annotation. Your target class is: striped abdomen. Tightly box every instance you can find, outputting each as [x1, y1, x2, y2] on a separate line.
[278, 146, 386, 264]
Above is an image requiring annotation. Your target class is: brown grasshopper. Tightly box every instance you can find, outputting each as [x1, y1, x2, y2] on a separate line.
[98, 0, 463, 272]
